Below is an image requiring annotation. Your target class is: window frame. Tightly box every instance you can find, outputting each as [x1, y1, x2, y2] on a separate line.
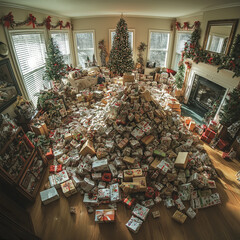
[147, 29, 171, 68]
[50, 30, 72, 65]
[6, 28, 49, 104]
[73, 30, 96, 68]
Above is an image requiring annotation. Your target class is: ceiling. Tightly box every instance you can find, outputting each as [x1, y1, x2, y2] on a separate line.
[1, 0, 240, 18]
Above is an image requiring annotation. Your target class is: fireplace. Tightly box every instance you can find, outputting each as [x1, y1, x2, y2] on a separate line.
[187, 74, 226, 117]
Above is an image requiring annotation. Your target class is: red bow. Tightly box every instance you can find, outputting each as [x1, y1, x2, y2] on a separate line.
[175, 22, 181, 30]
[65, 22, 71, 29]
[208, 58, 213, 64]
[46, 16, 51, 30]
[27, 14, 36, 28]
[183, 22, 189, 30]
[194, 21, 200, 29]
[3, 12, 14, 28]
[59, 20, 63, 30]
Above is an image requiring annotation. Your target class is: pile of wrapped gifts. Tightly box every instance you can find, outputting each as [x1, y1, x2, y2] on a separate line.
[38, 79, 221, 233]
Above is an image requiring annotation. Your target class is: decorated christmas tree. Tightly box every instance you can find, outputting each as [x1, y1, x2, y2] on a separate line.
[108, 17, 134, 75]
[174, 61, 185, 89]
[44, 38, 66, 82]
[220, 84, 240, 126]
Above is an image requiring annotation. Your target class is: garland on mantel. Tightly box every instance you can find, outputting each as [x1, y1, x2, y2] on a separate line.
[0, 12, 72, 30]
[175, 21, 200, 30]
[182, 24, 240, 78]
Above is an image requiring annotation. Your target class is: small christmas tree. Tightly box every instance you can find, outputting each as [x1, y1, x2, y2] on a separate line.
[174, 61, 185, 89]
[136, 42, 147, 69]
[44, 38, 66, 82]
[98, 39, 108, 67]
[108, 17, 134, 75]
[220, 84, 240, 126]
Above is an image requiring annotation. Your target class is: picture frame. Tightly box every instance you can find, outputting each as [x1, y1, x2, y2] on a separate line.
[0, 58, 21, 112]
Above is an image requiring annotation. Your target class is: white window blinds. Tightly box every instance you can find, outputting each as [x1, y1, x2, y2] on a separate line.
[10, 32, 47, 106]
[51, 32, 71, 65]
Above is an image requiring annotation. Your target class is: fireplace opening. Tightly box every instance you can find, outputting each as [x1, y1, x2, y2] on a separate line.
[186, 74, 226, 118]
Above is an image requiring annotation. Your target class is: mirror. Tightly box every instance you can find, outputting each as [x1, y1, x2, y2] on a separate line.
[203, 19, 238, 55]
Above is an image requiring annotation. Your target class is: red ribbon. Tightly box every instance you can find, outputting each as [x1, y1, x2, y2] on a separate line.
[175, 22, 180, 30]
[59, 20, 63, 30]
[27, 14, 36, 28]
[46, 16, 51, 30]
[183, 22, 189, 30]
[3, 12, 14, 28]
[194, 21, 200, 29]
[65, 22, 71, 29]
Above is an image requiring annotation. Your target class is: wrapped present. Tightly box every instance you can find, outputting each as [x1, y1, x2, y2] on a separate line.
[141, 90, 152, 102]
[123, 156, 135, 164]
[145, 187, 155, 199]
[150, 159, 161, 169]
[53, 149, 64, 159]
[186, 207, 196, 219]
[207, 180, 216, 189]
[126, 215, 143, 233]
[153, 150, 166, 157]
[142, 199, 154, 208]
[205, 128, 216, 139]
[61, 180, 77, 197]
[130, 96, 139, 103]
[200, 133, 212, 144]
[57, 154, 71, 166]
[189, 173, 208, 188]
[154, 182, 164, 191]
[217, 139, 229, 150]
[131, 127, 145, 140]
[141, 135, 155, 145]
[72, 175, 81, 187]
[123, 195, 136, 207]
[110, 183, 121, 202]
[70, 139, 81, 150]
[46, 148, 54, 160]
[120, 182, 140, 194]
[172, 210, 187, 224]
[185, 117, 192, 125]
[178, 183, 193, 201]
[124, 169, 143, 181]
[98, 188, 110, 200]
[152, 211, 160, 218]
[98, 181, 107, 189]
[208, 120, 218, 132]
[79, 140, 95, 156]
[109, 164, 118, 177]
[64, 133, 72, 142]
[95, 209, 115, 223]
[168, 101, 181, 110]
[102, 173, 112, 182]
[133, 177, 147, 192]
[83, 193, 98, 204]
[188, 121, 196, 131]
[132, 203, 150, 221]
[31, 122, 49, 136]
[80, 177, 95, 192]
[156, 160, 170, 175]
[175, 198, 185, 210]
[49, 164, 62, 173]
[191, 193, 221, 209]
[40, 187, 59, 205]
[117, 138, 129, 149]
[92, 172, 102, 180]
[174, 152, 189, 169]
[123, 74, 134, 82]
[49, 170, 69, 189]
[137, 121, 151, 134]
[154, 109, 166, 119]
[161, 136, 172, 148]
[92, 159, 108, 172]
[164, 197, 175, 208]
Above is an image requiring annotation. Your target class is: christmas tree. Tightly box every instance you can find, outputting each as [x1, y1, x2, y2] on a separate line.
[108, 17, 134, 75]
[44, 38, 66, 82]
[174, 61, 185, 89]
[98, 39, 108, 67]
[220, 84, 240, 126]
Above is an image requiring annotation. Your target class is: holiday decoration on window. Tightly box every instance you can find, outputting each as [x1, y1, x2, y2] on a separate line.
[44, 38, 66, 82]
[175, 21, 200, 31]
[108, 17, 134, 76]
[98, 40, 108, 67]
[174, 60, 185, 89]
[136, 42, 147, 71]
[0, 12, 72, 30]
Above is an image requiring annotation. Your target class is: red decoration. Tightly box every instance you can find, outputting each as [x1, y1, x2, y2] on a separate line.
[205, 128, 216, 139]
[65, 22, 71, 29]
[46, 16, 51, 30]
[27, 14, 36, 28]
[175, 22, 180, 30]
[217, 139, 229, 150]
[102, 173, 112, 182]
[183, 22, 189, 30]
[208, 58, 213, 64]
[185, 61, 192, 69]
[194, 21, 200, 28]
[145, 187, 155, 199]
[3, 12, 14, 28]
[200, 133, 212, 144]
[59, 20, 63, 30]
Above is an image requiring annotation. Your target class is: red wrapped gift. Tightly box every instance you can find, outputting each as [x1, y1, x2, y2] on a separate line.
[49, 165, 62, 173]
[217, 139, 229, 150]
[201, 133, 212, 144]
[145, 187, 155, 199]
[123, 195, 136, 208]
[166, 68, 176, 75]
[205, 128, 216, 139]
[102, 173, 112, 182]
[46, 148, 54, 160]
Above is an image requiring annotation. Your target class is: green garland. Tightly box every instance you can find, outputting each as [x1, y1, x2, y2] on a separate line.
[174, 61, 185, 89]
[183, 28, 240, 78]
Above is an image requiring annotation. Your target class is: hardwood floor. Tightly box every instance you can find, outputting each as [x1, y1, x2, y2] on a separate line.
[28, 144, 240, 240]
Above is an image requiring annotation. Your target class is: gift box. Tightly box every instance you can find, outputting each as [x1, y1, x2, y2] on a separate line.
[208, 120, 218, 132]
[126, 215, 143, 233]
[95, 209, 115, 223]
[137, 121, 151, 134]
[217, 139, 229, 150]
[141, 135, 155, 145]
[154, 109, 166, 119]
[49, 165, 62, 173]
[120, 182, 140, 194]
[117, 138, 129, 149]
[186, 207, 196, 219]
[153, 150, 166, 157]
[92, 159, 109, 172]
[175, 198, 185, 210]
[110, 183, 121, 202]
[61, 180, 77, 197]
[124, 169, 143, 181]
[188, 121, 196, 131]
[174, 152, 189, 169]
[40, 187, 59, 205]
[205, 128, 216, 139]
[152, 211, 160, 218]
[49, 170, 69, 189]
[164, 197, 175, 208]
[80, 177, 95, 192]
[123, 156, 135, 165]
[131, 127, 145, 140]
[145, 187, 155, 199]
[132, 203, 150, 221]
[156, 160, 170, 174]
[133, 177, 147, 192]
[178, 183, 193, 201]
[46, 148, 54, 160]
[53, 149, 64, 159]
[57, 154, 71, 166]
[191, 193, 221, 209]
[102, 173, 112, 182]
[31, 122, 49, 136]
[150, 159, 161, 169]
[64, 133, 72, 142]
[79, 140, 95, 156]
[142, 199, 154, 208]
[72, 175, 81, 187]
[83, 193, 98, 204]
[92, 172, 102, 180]
[201, 133, 212, 144]
[98, 188, 110, 200]
[109, 164, 118, 177]
[141, 90, 152, 102]
[70, 139, 81, 150]
[123, 195, 136, 207]
[172, 210, 187, 224]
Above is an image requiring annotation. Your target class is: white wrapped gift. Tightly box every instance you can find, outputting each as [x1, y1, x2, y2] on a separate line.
[132, 203, 150, 221]
[110, 183, 121, 202]
[92, 159, 109, 172]
[126, 215, 143, 233]
[80, 177, 95, 192]
[49, 170, 69, 189]
[83, 193, 98, 204]
[98, 188, 110, 200]
[186, 207, 196, 219]
[109, 164, 118, 177]
[40, 187, 59, 205]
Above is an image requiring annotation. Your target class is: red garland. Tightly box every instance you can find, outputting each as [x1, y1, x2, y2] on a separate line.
[183, 22, 189, 30]
[46, 16, 51, 30]
[59, 20, 63, 30]
[27, 14, 36, 28]
[65, 22, 71, 29]
[230, 60, 236, 69]
[208, 58, 213, 64]
[194, 21, 200, 29]
[175, 22, 180, 30]
[3, 12, 14, 28]
[185, 61, 192, 69]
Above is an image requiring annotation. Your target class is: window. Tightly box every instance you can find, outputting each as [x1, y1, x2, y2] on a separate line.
[206, 35, 227, 54]
[75, 31, 95, 68]
[109, 29, 134, 51]
[173, 32, 191, 70]
[148, 31, 170, 67]
[51, 32, 71, 65]
[9, 31, 48, 106]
